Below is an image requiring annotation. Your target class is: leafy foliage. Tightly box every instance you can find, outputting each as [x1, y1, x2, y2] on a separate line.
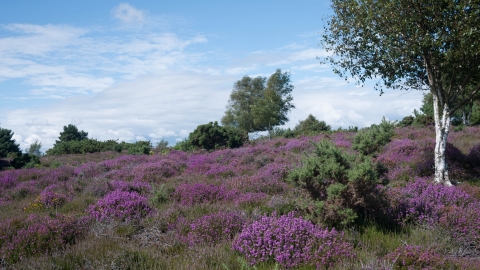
[0, 127, 21, 158]
[352, 118, 396, 156]
[320, 0, 480, 185]
[188, 121, 247, 151]
[294, 114, 331, 135]
[11, 153, 40, 169]
[25, 140, 43, 156]
[57, 124, 88, 143]
[222, 69, 294, 133]
[288, 140, 385, 227]
[46, 139, 151, 155]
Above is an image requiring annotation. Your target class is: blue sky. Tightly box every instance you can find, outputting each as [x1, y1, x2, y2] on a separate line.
[0, 1, 424, 151]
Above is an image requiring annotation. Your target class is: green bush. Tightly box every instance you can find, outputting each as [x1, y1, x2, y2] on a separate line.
[288, 140, 385, 228]
[352, 117, 396, 156]
[188, 121, 247, 151]
[173, 139, 195, 151]
[294, 114, 331, 135]
[45, 139, 151, 156]
[10, 153, 40, 169]
[398, 116, 414, 127]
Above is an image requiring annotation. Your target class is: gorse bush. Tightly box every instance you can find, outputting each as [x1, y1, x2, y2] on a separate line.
[188, 121, 247, 151]
[232, 212, 354, 268]
[352, 117, 396, 156]
[288, 140, 385, 227]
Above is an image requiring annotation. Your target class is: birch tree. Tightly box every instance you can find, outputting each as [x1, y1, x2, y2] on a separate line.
[222, 69, 294, 134]
[320, 0, 480, 185]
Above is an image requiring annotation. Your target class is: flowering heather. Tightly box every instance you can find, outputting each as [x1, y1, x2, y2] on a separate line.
[0, 170, 19, 192]
[467, 143, 480, 176]
[385, 245, 447, 269]
[234, 192, 268, 207]
[39, 185, 67, 208]
[388, 177, 472, 225]
[87, 190, 153, 221]
[438, 201, 480, 253]
[279, 139, 309, 151]
[179, 212, 246, 246]
[332, 132, 354, 149]
[0, 214, 90, 264]
[172, 183, 237, 205]
[74, 162, 101, 178]
[109, 180, 151, 195]
[132, 160, 181, 182]
[232, 212, 354, 268]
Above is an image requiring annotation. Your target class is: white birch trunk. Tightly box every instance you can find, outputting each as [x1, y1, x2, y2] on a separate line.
[432, 93, 452, 186]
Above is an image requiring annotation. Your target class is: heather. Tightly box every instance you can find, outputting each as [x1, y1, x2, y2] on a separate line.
[1, 126, 480, 269]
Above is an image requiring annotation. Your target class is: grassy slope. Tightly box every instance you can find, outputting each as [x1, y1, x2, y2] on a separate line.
[1, 126, 480, 269]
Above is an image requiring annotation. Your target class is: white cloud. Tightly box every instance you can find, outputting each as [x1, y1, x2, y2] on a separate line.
[149, 128, 177, 139]
[0, 24, 86, 56]
[112, 3, 145, 24]
[2, 71, 235, 150]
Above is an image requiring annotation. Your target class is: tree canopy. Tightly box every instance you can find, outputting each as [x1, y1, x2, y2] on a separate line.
[294, 114, 331, 134]
[222, 69, 294, 133]
[57, 124, 88, 143]
[0, 127, 21, 158]
[321, 0, 480, 185]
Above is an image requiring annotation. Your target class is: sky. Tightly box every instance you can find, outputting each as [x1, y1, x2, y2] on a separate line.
[0, 0, 425, 152]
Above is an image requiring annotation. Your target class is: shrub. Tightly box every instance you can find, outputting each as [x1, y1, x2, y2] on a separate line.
[467, 143, 480, 175]
[0, 127, 21, 158]
[232, 213, 354, 268]
[385, 245, 448, 269]
[0, 214, 90, 264]
[180, 212, 246, 246]
[188, 121, 247, 151]
[46, 139, 151, 156]
[438, 201, 480, 253]
[87, 190, 153, 222]
[171, 183, 237, 205]
[387, 177, 472, 226]
[109, 180, 151, 195]
[10, 153, 40, 169]
[294, 114, 331, 135]
[352, 117, 396, 156]
[288, 140, 385, 227]
[398, 115, 414, 127]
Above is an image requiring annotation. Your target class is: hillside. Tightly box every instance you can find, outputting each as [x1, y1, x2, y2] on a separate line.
[1, 126, 480, 269]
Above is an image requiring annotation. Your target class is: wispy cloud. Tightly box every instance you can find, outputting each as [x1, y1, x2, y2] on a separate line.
[112, 3, 145, 24]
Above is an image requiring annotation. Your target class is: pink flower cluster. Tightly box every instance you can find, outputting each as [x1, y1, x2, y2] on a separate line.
[0, 214, 89, 264]
[171, 182, 267, 207]
[179, 211, 246, 246]
[87, 190, 153, 221]
[232, 212, 354, 268]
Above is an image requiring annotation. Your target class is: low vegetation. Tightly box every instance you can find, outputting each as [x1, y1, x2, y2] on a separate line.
[1, 125, 480, 269]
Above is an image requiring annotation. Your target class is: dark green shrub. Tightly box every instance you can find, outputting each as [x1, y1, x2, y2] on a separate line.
[269, 127, 296, 138]
[11, 153, 40, 169]
[120, 141, 152, 155]
[413, 114, 435, 126]
[352, 117, 395, 156]
[398, 116, 414, 127]
[188, 121, 247, 151]
[46, 139, 151, 155]
[287, 140, 385, 228]
[294, 114, 331, 135]
[0, 127, 21, 158]
[173, 139, 195, 151]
